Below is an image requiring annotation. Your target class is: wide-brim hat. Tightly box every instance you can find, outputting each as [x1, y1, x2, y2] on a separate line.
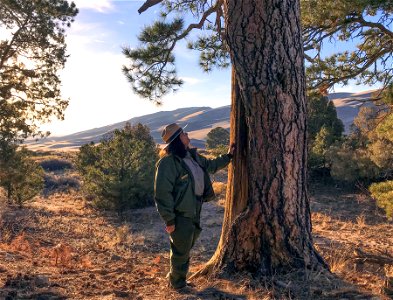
[161, 123, 188, 147]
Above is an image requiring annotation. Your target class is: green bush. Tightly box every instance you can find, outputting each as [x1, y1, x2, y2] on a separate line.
[369, 181, 393, 220]
[209, 144, 228, 156]
[206, 127, 230, 150]
[307, 92, 344, 142]
[0, 145, 44, 207]
[326, 96, 393, 184]
[309, 125, 337, 171]
[76, 123, 158, 211]
[307, 92, 344, 175]
[40, 159, 73, 171]
[327, 141, 380, 183]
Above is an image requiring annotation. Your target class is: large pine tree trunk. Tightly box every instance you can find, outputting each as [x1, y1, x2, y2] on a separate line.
[195, 0, 326, 277]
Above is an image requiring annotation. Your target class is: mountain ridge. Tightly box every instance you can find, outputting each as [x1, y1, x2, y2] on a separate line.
[26, 90, 377, 151]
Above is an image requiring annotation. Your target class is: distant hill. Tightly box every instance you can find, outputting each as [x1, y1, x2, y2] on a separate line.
[26, 90, 377, 151]
[327, 89, 377, 133]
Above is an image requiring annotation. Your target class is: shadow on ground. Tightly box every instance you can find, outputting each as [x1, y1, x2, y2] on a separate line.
[168, 267, 377, 300]
[175, 286, 247, 299]
[1, 273, 67, 300]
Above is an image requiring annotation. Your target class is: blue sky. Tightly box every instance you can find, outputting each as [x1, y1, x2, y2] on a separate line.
[39, 0, 378, 136]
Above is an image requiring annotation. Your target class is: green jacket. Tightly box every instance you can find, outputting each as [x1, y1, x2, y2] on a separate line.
[154, 148, 231, 226]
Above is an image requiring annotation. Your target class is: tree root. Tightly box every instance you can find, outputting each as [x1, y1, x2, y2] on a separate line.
[189, 262, 215, 280]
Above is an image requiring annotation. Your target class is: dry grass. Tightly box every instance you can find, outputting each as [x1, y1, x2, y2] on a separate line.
[212, 181, 227, 197]
[310, 182, 393, 298]
[0, 175, 392, 299]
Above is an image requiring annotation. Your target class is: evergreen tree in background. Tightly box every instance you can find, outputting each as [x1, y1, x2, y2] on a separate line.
[0, 143, 44, 207]
[206, 127, 230, 151]
[0, 0, 77, 201]
[76, 123, 158, 211]
[307, 92, 344, 142]
[307, 92, 344, 172]
[0, 0, 78, 143]
[327, 95, 393, 185]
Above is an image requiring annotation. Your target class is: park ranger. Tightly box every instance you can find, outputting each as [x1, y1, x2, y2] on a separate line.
[154, 123, 235, 289]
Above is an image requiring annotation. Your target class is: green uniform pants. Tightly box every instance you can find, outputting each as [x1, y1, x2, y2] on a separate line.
[168, 201, 202, 288]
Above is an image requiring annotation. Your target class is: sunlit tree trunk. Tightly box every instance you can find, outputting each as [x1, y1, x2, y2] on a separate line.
[195, 0, 326, 277]
[196, 68, 249, 276]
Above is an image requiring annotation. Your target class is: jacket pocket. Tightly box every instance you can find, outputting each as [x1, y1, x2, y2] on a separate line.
[173, 176, 188, 205]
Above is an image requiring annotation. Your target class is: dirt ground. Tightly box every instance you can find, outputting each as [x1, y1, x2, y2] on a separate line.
[0, 180, 392, 299]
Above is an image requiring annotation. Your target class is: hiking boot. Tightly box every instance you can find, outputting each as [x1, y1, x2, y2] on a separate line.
[172, 283, 194, 294]
[168, 280, 195, 291]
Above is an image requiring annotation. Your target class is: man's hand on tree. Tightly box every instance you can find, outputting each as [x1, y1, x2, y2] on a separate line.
[228, 143, 236, 158]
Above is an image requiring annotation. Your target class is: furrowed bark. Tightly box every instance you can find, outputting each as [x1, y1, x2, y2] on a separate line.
[194, 0, 327, 278]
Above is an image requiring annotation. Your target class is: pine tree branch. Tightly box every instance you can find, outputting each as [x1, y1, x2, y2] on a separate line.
[152, 1, 222, 89]
[304, 15, 360, 50]
[304, 53, 314, 62]
[1, 4, 27, 28]
[136, 1, 223, 80]
[314, 47, 391, 88]
[0, 16, 31, 70]
[357, 15, 393, 39]
[304, 11, 393, 55]
[305, 7, 393, 89]
[138, 0, 164, 14]
[215, 1, 225, 40]
[176, 0, 223, 41]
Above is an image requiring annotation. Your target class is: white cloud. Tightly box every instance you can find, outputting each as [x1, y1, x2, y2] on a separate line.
[73, 0, 114, 13]
[181, 77, 204, 85]
[65, 21, 114, 49]
[67, 21, 101, 33]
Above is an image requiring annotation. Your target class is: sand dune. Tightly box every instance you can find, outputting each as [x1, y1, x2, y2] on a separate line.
[25, 91, 376, 151]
